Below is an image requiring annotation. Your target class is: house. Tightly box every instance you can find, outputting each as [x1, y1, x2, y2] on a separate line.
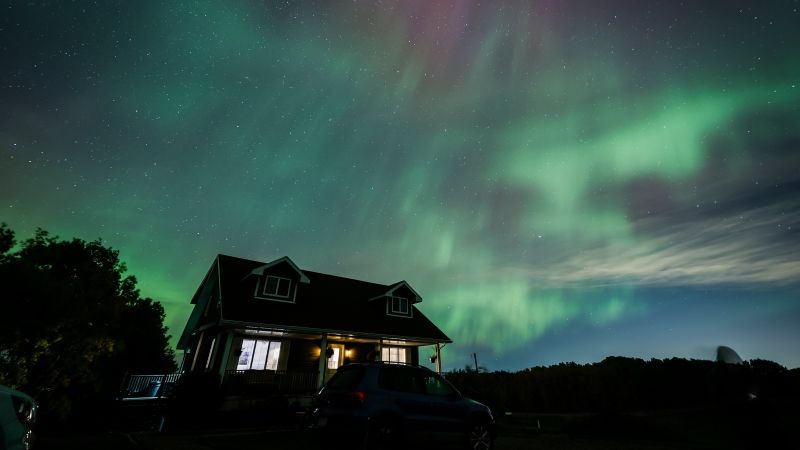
[176, 254, 452, 393]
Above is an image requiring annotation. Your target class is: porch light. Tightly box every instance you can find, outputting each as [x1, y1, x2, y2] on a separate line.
[345, 349, 353, 358]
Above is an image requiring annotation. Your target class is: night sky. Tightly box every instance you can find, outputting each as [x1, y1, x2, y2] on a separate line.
[2, 1, 799, 371]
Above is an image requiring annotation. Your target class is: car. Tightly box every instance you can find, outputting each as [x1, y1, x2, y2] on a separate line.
[313, 362, 495, 450]
[0, 384, 38, 450]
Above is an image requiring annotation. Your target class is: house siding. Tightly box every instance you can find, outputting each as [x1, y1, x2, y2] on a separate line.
[343, 342, 377, 364]
[287, 338, 321, 371]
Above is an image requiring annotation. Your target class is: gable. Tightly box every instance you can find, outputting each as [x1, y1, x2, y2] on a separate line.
[386, 281, 421, 303]
[248, 256, 310, 283]
[247, 256, 310, 303]
[177, 257, 221, 349]
[365, 281, 421, 319]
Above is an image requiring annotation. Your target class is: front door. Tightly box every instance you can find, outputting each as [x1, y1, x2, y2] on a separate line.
[324, 343, 344, 383]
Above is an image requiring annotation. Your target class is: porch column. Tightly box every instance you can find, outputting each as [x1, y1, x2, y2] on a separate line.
[216, 331, 234, 383]
[190, 331, 205, 371]
[435, 343, 442, 374]
[317, 333, 328, 389]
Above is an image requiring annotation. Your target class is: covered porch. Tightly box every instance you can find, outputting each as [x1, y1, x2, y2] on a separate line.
[183, 325, 447, 393]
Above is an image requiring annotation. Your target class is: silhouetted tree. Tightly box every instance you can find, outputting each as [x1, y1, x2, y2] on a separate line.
[0, 224, 175, 426]
[445, 355, 796, 414]
[0, 222, 13, 254]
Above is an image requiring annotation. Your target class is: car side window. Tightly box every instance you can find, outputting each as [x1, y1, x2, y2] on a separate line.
[379, 367, 422, 393]
[422, 373, 455, 396]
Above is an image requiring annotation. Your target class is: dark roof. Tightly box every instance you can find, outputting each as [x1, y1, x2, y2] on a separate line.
[215, 254, 451, 343]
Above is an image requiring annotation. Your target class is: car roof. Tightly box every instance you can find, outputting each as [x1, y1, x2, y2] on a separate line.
[0, 384, 35, 403]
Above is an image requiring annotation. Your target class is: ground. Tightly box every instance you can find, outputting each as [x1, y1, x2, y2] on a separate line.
[35, 429, 700, 450]
[35, 407, 795, 450]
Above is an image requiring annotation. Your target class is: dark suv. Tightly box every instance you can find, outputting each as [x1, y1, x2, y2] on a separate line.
[313, 363, 495, 450]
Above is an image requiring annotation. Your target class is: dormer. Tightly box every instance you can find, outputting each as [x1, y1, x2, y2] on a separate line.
[370, 280, 422, 318]
[247, 256, 310, 303]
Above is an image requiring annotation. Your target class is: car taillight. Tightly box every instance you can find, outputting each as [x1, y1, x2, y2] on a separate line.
[331, 390, 366, 407]
[352, 391, 366, 403]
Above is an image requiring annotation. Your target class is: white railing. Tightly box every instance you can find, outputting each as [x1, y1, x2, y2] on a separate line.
[123, 373, 183, 398]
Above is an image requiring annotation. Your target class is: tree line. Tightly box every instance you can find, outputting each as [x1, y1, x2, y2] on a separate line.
[446, 356, 800, 414]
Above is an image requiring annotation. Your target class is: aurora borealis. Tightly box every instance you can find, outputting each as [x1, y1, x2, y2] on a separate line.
[2, 1, 799, 370]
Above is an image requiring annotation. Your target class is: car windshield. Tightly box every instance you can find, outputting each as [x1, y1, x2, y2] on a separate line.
[327, 366, 365, 390]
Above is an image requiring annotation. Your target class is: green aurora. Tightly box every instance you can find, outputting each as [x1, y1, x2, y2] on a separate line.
[2, 1, 799, 369]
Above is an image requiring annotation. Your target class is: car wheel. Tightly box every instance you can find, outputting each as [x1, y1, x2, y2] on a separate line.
[467, 421, 493, 450]
[363, 417, 399, 450]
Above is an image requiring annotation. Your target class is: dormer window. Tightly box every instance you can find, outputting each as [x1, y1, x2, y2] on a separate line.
[254, 274, 295, 302]
[391, 296, 408, 314]
[387, 296, 410, 317]
[264, 275, 291, 298]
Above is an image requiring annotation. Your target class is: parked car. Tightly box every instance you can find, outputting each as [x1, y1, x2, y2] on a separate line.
[313, 363, 495, 450]
[0, 385, 37, 450]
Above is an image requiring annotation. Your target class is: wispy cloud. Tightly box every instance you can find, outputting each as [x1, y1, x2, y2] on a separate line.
[501, 203, 800, 288]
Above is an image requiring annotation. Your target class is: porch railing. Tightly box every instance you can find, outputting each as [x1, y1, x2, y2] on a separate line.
[121, 369, 319, 398]
[223, 369, 318, 394]
[123, 373, 183, 398]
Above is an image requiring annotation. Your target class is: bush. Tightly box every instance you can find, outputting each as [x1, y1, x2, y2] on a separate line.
[167, 372, 223, 429]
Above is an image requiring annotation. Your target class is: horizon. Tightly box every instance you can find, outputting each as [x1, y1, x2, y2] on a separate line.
[3, 1, 799, 371]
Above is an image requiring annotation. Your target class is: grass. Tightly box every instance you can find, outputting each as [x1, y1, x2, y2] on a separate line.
[495, 405, 798, 450]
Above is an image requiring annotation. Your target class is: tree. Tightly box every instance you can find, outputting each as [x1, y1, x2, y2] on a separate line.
[0, 224, 175, 424]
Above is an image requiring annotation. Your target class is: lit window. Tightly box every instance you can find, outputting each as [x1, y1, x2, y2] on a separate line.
[262, 275, 291, 298]
[389, 296, 409, 315]
[237, 339, 255, 369]
[237, 339, 282, 370]
[327, 347, 341, 369]
[381, 346, 407, 363]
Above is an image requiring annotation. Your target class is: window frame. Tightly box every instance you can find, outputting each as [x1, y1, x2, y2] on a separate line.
[387, 296, 411, 317]
[236, 338, 282, 371]
[263, 275, 291, 298]
[381, 346, 408, 364]
[254, 274, 295, 302]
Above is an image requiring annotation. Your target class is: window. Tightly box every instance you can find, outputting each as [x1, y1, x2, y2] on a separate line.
[381, 346, 407, 363]
[237, 338, 282, 370]
[262, 275, 291, 298]
[327, 347, 341, 369]
[389, 296, 409, 315]
[378, 366, 420, 392]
